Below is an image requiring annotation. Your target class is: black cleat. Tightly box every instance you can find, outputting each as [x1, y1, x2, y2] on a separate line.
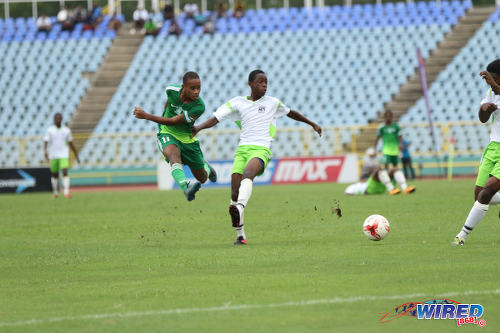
[233, 236, 247, 245]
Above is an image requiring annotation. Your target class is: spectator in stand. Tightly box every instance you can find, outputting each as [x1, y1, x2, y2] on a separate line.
[194, 10, 207, 26]
[203, 17, 215, 34]
[184, 2, 198, 20]
[108, 13, 122, 31]
[215, 1, 227, 18]
[73, 5, 87, 24]
[144, 18, 160, 36]
[86, 4, 102, 29]
[151, 9, 164, 27]
[233, 0, 246, 18]
[131, 5, 148, 34]
[37, 14, 52, 32]
[168, 19, 182, 36]
[163, 1, 175, 20]
[57, 6, 74, 31]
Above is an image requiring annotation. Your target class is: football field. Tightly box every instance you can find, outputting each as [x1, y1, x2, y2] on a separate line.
[1, 179, 499, 332]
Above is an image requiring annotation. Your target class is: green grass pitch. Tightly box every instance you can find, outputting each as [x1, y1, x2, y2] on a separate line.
[1, 179, 499, 332]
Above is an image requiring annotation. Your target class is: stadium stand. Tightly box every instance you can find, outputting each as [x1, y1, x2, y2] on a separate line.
[79, 1, 471, 166]
[400, 8, 500, 155]
[0, 36, 113, 167]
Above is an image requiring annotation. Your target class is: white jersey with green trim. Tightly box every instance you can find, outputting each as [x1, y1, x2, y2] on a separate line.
[43, 125, 72, 159]
[481, 88, 500, 142]
[214, 96, 290, 149]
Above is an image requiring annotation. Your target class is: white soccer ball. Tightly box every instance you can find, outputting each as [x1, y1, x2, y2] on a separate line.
[363, 214, 390, 241]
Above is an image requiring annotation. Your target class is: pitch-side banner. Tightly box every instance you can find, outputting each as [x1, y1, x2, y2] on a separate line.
[157, 154, 358, 190]
[0, 168, 52, 194]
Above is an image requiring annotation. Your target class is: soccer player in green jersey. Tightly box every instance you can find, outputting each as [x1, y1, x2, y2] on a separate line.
[133, 71, 216, 201]
[375, 110, 402, 169]
[452, 60, 500, 246]
[192, 70, 322, 245]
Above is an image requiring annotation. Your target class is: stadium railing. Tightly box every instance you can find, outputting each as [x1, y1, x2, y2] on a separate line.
[0, 121, 487, 169]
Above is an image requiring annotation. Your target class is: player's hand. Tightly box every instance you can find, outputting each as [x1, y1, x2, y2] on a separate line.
[133, 106, 147, 119]
[480, 71, 498, 88]
[312, 123, 322, 137]
[190, 125, 200, 138]
[44, 152, 49, 161]
[75, 157, 81, 164]
[481, 102, 498, 113]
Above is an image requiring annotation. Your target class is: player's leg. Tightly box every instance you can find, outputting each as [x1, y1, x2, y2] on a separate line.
[186, 141, 217, 184]
[408, 157, 416, 179]
[454, 175, 500, 246]
[372, 167, 399, 195]
[472, 148, 500, 205]
[402, 157, 410, 178]
[50, 159, 60, 198]
[389, 167, 415, 194]
[158, 134, 199, 201]
[60, 158, 71, 198]
[453, 144, 500, 245]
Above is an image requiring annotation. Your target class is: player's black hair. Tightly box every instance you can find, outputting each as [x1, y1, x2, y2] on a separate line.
[54, 112, 62, 118]
[183, 71, 200, 84]
[248, 69, 265, 83]
[384, 110, 393, 116]
[486, 59, 500, 75]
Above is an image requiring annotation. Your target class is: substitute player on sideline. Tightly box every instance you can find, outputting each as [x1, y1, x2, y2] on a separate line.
[44, 113, 80, 198]
[192, 69, 322, 245]
[133, 71, 216, 201]
[452, 60, 500, 246]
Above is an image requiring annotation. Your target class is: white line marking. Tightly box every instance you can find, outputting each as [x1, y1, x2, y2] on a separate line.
[1, 289, 499, 327]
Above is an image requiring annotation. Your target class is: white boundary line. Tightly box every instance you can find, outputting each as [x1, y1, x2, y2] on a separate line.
[1, 289, 499, 327]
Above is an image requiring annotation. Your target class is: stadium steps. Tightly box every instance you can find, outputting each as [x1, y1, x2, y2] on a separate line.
[351, 5, 496, 153]
[70, 23, 143, 149]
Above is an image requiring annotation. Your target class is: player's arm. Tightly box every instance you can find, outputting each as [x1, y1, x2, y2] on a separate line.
[133, 106, 185, 126]
[68, 141, 81, 164]
[43, 141, 49, 161]
[480, 71, 500, 95]
[287, 110, 322, 136]
[479, 103, 498, 123]
[191, 116, 219, 138]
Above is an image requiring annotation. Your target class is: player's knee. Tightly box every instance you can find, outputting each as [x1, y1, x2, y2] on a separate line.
[478, 187, 496, 204]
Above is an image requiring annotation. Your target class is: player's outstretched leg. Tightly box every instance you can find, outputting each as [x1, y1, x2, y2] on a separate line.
[230, 174, 246, 245]
[452, 176, 500, 246]
[51, 174, 59, 198]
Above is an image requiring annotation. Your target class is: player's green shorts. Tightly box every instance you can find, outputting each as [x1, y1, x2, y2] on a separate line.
[157, 133, 205, 170]
[365, 176, 387, 195]
[476, 141, 500, 187]
[50, 158, 69, 173]
[232, 145, 272, 176]
[384, 154, 399, 167]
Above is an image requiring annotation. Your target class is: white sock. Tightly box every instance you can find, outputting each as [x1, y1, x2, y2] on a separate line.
[393, 170, 408, 191]
[236, 225, 246, 239]
[63, 176, 70, 195]
[230, 200, 237, 206]
[51, 177, 59, 195]
[377, 170, 394, 191]
[489, 192, 500, 205]
[458, 201, 488, 240]
[237, 178, 253, 207]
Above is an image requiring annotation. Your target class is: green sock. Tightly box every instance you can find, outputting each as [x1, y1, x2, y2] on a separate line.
[203, 162, 211, 179]
[171, 163, 188, 191]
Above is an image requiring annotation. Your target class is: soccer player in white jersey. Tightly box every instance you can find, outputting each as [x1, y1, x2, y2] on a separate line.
[43, 113, 80, 198]
[192, 70, 322, 245]
[452, 60, 500, 246]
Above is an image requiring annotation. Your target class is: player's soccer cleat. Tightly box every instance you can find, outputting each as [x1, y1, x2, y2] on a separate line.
[403, 186, 416, 194]
[184, 180, 201, 201]
[389, 188, 401, 195]
[64, 194, 71, 198]
[233, 236, 247, 245]
[52, 193, 58, 199]
[229, 204, 242, 227]
[451, 236, 465, 246]
[207, 163, 217, 183]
